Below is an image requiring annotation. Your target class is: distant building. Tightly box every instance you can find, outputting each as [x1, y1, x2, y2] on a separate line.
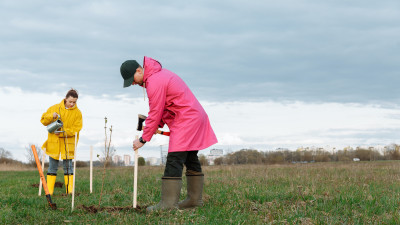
[123, 155, 131, 166]
[146, 157, 160, 166]
[207, 149, 223, 165]
[160, 145, 168, 165]
[113, 155, 122, 165]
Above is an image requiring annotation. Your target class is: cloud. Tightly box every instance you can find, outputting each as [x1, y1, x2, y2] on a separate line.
[0, 0, 399, 104]
[2, 87, 400, 162]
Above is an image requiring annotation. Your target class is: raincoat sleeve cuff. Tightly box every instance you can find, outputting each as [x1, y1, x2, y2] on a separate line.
[40, 112, 54, 126]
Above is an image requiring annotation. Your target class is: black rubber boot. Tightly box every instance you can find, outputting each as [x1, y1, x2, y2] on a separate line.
[146, 177, 182, 212]
[178, 172, 204, 209]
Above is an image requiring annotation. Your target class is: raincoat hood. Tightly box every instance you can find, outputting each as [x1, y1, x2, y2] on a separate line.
[61, 99, 78, 110]
[143, 56, 162, 83]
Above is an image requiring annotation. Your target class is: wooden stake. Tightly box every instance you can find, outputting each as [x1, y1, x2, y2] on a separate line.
[133, 135, 139, 208]
[90, 146, 93, 194]
[38, 149, 45, 196]
[72, 132, 77, 212]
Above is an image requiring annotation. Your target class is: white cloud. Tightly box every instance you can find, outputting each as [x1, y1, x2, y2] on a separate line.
[1, 0, 399, 103]
[2, 87, 400, 162]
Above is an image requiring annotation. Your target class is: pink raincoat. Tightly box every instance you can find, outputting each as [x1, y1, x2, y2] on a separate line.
[141, 56, 217, 152]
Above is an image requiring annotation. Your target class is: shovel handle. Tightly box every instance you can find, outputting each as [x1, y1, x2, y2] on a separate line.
[156, 130, 170, 136]
[31, 145, 57, 210]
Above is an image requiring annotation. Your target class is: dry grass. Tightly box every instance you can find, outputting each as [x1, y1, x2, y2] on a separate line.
[0, 162, 34, 171]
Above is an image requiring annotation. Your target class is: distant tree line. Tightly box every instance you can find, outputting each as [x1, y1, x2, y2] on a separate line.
[213, 145, 400, 165]
[3, 144, 400, 167]
[0, 147, 24, 166]
[0, 146, 99, 168]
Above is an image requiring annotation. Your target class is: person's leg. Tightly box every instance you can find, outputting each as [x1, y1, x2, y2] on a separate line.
[179, 150, 205, 209]
[62, 159, 73, 175]
[147, 152, 186, 212]
[184, 151, 202, 174]
[63, 159, 73, 194]
[164, 152, 188, 177]
[46, 157, 59, 195]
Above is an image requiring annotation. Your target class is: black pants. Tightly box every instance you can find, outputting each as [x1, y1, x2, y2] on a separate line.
[164, 151, 202, 177]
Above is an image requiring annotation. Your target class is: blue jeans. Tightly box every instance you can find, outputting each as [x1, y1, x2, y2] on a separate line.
[47, 156, 73, 175]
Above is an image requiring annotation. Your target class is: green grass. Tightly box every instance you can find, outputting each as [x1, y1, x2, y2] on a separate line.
[1, 162, 400, 224]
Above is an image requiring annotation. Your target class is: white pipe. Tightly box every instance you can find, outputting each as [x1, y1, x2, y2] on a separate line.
[90, 146, 93, 193]
[133, 135, 139, 208]
[38, 149, 46, 196]
[72, 132, 77, 212]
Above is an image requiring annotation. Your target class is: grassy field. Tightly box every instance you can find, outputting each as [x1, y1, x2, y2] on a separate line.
[1, 161, 400, 224]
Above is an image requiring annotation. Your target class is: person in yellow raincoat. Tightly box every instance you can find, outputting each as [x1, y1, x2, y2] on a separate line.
[40, 89, 82, 195]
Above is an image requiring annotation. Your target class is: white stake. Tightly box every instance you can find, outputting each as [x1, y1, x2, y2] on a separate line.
[72, 132, 77, 212]
[133, 135, 139, 208]
[90, 146, 93, 194]
[38, 149, 46, 196]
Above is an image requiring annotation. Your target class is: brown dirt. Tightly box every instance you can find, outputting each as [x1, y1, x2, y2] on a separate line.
[60, 192, 81, 197]
[78, 204, 144, 214]
[31, 182, 64, 188]
[55, 182, 63, 188]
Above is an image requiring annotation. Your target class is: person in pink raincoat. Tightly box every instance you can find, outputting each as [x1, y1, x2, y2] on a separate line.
[120, 56, 217, 212]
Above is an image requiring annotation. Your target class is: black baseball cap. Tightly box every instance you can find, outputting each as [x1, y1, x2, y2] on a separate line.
[120, 60, 140, 88]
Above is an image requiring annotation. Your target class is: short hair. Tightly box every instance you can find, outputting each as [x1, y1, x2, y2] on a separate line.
[66, 88, 79, 99]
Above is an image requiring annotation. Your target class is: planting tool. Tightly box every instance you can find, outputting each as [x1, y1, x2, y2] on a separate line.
[137, 114, 170, 136]
[31, 145, 57, 210]
[72, 132, 77, 212]
[38, 151, 45, 196]
[133, 135, 139, 208]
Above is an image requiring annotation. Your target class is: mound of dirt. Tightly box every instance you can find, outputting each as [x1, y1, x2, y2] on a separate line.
[55, 182, 63, 188]
[31, 181, 64, 188]
[78, 205, 144, 214]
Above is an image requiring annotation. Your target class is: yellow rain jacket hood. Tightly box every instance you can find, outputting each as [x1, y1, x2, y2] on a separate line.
[41, 99, 82, 160]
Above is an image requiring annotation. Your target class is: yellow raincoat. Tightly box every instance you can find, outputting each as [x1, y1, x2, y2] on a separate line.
[41, 99, 82, 160]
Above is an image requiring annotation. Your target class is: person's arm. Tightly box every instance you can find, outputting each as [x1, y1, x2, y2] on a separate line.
[158, 109, 174, 128]
[40, 107, 56, 126]
[59, 110, 83, 137]
[141, 80, 167, 142]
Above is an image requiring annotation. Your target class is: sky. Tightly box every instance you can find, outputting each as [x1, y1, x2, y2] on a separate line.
[1, 0, 400, 162]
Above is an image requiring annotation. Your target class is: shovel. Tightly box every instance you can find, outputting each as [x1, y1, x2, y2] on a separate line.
[31, 145, 57, 210]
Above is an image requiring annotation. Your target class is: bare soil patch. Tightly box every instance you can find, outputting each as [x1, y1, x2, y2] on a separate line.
[78, 204, 144, 214]
[31, 181, 64, 188]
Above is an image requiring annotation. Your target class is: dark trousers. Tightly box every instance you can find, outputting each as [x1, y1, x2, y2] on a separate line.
[164, 151, 202, 177]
